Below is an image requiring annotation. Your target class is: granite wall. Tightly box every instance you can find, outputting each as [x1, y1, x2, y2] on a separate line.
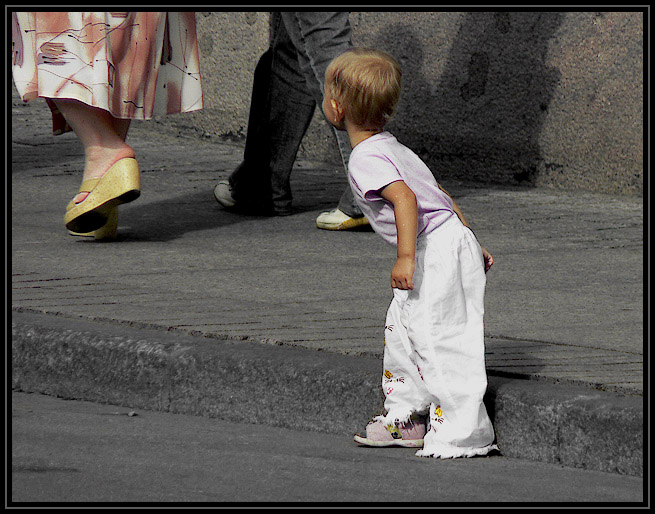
[154, 11, 643, 196]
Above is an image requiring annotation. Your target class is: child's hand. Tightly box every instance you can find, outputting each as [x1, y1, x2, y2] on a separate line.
[482, 247, 494, 273]
[391, 256, 415, 290]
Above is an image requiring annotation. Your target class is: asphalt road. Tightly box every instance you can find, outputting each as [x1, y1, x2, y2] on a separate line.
[10, 392, 644, 505]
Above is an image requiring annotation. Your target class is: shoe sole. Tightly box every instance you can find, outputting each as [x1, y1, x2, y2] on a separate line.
[67, 207, 118, 241]
[316, 217, 370, 231]
[353, 434, 424, 448]
[214, 194, 236, 208]
[215, 192, 278, 216]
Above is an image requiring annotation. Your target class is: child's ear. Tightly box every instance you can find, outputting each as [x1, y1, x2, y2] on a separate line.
[331, 99, 344, 120]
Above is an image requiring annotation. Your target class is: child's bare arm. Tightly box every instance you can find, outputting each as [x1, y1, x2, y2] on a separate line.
[438, 184, 494, 272]
[381, 180, 417, 289]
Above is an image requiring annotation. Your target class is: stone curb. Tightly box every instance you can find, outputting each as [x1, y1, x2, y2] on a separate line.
[11, 310, 643, 477]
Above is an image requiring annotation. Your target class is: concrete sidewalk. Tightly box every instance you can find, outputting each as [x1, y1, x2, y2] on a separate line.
[10, 91, 644, 477]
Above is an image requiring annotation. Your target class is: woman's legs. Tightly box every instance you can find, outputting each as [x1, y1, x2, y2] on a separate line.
[53, 98, 135, 204]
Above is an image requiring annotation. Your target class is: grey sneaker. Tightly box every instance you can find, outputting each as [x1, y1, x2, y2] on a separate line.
[213, 180, 237, 208]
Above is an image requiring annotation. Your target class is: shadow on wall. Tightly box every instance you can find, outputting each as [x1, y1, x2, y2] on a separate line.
[375, 12, 564, 186]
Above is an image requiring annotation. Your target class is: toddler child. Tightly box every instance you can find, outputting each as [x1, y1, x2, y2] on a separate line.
[323, 47, 498, 459]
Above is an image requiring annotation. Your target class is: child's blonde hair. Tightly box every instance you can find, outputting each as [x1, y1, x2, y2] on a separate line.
[325, 47, 402, 130]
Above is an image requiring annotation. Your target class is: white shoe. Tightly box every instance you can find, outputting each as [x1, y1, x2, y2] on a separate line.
[213, 180, 237, 208]
[315, 208, 369, 230]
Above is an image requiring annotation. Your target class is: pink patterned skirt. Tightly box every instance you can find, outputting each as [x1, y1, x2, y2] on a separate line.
[12, 12, 203, 126]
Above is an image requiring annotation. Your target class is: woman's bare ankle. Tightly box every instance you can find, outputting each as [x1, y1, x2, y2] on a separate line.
[74, 145, 136, 203]
[83, 145, 135, 178]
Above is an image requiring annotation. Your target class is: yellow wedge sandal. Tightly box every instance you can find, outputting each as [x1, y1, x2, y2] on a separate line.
[64, 157, 140, 234]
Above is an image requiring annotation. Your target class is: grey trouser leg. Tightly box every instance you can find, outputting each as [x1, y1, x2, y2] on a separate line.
[229, 11, 362, 217]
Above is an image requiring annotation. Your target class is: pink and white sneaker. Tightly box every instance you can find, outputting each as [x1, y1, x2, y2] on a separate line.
[354, 417, 426, 448]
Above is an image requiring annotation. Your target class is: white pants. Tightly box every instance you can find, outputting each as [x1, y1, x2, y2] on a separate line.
[379, 216, 497, 458]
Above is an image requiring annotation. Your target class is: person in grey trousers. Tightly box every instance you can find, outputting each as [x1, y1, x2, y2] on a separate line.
[213, 11, 368, 230]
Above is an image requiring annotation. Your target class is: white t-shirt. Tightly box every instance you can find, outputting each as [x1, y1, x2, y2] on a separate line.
[348, 131, 455, 246]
